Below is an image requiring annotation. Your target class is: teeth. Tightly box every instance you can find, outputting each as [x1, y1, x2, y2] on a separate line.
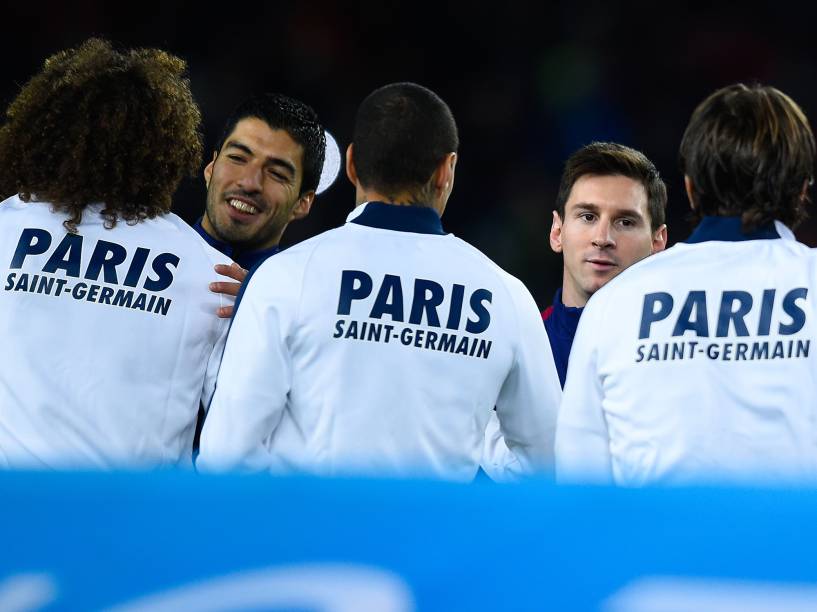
[228, 199, 259, 214]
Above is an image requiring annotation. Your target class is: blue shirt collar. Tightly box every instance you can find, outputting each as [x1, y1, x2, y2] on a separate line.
[193, 218, 280, 270]
[683, 216, 782, 243]
[543, 288, 583, 388]
[549, 288, 583, 333]
[346, 201, 446, 235]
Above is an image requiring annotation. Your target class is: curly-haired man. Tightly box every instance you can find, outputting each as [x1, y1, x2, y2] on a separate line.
[0, 39, 233, 469]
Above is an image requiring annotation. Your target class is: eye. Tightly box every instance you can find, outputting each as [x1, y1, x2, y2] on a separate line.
[617, 217, 638, 228]
[267, 168, 289, 182]
[578, 212, 596, 223]
[226, 154, 247, 164]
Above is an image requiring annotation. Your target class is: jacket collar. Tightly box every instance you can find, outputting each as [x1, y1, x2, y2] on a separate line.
[346, 201, 446, 235]
[193, 218, 280, 269]
[683, 216, 791, 243]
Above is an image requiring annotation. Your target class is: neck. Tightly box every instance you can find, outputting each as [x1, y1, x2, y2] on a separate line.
[560, 275, 589, 308]
[355, 187, 441, 214]
[200, 215, 281, 251]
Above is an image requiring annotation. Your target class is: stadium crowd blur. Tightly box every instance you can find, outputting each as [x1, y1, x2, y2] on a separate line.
[3, 1, 816, 308]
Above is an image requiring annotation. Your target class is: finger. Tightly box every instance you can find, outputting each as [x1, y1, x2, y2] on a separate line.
[217, 305, 234, 319]
[214, 262, 248, 281]
[213, 264, 244, 281]
[209, 281, 242, 296]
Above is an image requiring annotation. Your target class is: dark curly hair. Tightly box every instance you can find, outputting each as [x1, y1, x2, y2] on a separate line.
[0, 38, 203, 232]
[680, 83, 815, 231]
[216, 93, 325, 195]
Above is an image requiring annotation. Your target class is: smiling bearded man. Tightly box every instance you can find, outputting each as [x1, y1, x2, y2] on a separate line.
[194, 94, 327, 317]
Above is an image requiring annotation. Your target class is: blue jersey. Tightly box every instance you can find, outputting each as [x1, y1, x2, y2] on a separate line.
[542, 288, 583, 388]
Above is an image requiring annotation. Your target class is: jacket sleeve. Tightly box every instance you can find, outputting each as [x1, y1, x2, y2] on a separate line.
[197, 260, 297, 472]
[200, 315, 230, 412]
[555, 297, 613, 484]
[492, 279, 562, 477]
[480, 410, 521, 482]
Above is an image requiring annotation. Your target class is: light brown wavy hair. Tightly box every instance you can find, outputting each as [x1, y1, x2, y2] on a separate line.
[0, 38, 203, 232]
[680, 83, 815, 231]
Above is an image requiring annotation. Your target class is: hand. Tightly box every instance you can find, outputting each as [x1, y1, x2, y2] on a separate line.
[209, 262, 248, 318]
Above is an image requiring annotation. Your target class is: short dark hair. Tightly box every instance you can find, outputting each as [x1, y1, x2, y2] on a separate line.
[216, 93, 325, 195]
[352, 82, 459, 199]
[555, 142, 667, 230]
[679, 83, 816, 231]
[0, 38, 202, 232]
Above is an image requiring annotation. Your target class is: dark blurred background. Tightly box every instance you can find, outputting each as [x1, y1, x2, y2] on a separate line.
[4, 1, 816, 307]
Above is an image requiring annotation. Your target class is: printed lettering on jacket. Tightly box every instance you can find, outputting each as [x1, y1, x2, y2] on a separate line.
[635, 288, 810, 363]
[4, 228, 180, 316]
[332, 269, 494, 359]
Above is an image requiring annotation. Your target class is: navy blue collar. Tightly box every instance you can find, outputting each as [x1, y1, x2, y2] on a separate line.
[543, 288, 584, 388]
[347, 201, 446, 235]
[549, 288, 583, 333]
[683, 216, 780, 244]
[193, 218, 281, 270]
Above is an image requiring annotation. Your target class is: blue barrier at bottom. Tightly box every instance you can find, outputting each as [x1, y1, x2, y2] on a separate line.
[1, 471, 817, 611]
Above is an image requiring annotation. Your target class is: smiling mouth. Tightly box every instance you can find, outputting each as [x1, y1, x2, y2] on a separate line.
[227, 198, 260, 215]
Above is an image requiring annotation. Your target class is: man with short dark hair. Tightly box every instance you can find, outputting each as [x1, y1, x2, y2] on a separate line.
[0, 39, 232, 469]
[197, 93, 327, 318]
[557, 84, 817, 485]
[545, 142, 668, 386]
[199, 82, 560, 481]
[482, 142, 667, 480]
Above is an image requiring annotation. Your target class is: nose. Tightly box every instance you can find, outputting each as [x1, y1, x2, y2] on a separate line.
[591, 222, 615, 248]
[236, 164, 263, 193]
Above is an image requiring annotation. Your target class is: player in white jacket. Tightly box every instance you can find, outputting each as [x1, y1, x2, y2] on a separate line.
[0, 39, 231, 469]
[199, 82, 561, 481]
[482, 142, 668, 481]
[556, 83, 817, 485]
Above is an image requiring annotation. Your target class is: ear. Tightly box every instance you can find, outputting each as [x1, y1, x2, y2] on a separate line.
[549, 210, 564, 253]
[651, 224, 668, 253]
[203, 151, 217, 188]
[684, 175, 696, 210]
[434, 152, 457, 194]
[290, 191, 315, 221]
[345, 143, 358, 186]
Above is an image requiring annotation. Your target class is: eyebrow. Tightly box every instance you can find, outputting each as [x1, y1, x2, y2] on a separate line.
[570, 202, 646, 219]
[224, 140, 297, 177]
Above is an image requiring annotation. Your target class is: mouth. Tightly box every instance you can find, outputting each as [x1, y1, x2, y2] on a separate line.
[227, 198, 260, 215]
[586, 258, 618, 271]
[222, 195, 264, 224]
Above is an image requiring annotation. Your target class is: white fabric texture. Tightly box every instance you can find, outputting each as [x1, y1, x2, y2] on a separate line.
[0, 196, 232, 469]
[556, 221, 817, 485]
[199, 202, 560, 481]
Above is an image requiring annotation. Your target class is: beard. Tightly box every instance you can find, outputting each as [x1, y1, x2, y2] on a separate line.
[203, 187, 285, 251]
